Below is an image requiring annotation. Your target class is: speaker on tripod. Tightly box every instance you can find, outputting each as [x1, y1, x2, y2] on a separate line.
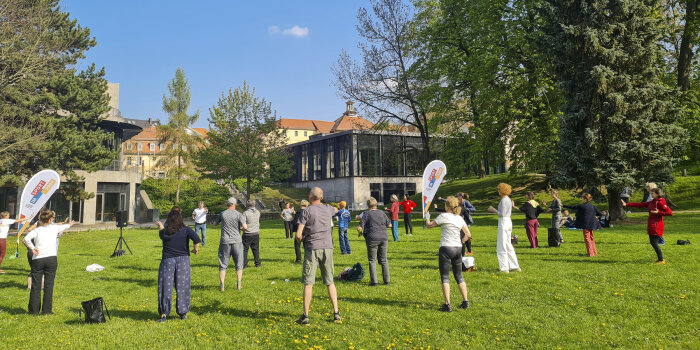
[111, 210, 133, 257]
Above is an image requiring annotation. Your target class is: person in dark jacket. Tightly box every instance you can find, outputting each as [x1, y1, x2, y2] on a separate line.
[155, 207, 201, 322]
[514, 192, 545, 249]
[358, 197, 392, 286]
[292, 201, 307, 263]
[564, 194, 602, 257]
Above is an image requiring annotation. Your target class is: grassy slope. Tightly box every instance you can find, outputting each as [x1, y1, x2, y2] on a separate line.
[413, 174, 700, 211]
[0, 214, 698, 349]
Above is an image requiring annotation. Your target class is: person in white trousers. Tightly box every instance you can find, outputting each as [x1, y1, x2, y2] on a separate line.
[488, 183, 521, 273]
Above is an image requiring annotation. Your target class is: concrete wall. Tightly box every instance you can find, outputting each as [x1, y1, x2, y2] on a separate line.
[74, 169, 142, 225]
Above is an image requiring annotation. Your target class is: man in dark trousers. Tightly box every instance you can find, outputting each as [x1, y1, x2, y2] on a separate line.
[242, 199, 261, 268]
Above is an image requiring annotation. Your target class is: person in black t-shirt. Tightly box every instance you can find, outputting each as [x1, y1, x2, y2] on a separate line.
[155, 206, 201, 322]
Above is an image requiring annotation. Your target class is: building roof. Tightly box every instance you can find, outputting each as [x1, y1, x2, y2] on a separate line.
[330, 115, 374, 133]
[279, 118, 319, 131]
[313, 120, 334, 133]
[192, 128, 209, 137]
[131, 125, 158, 140]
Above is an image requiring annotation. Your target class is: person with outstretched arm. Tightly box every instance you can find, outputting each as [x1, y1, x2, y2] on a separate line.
[426, 196, 472, 312]
[22, 210, 74, 314]
[399, 194, 417, 235]
[295, 187, 341, 325]
[563, 193, 602, 257]
[622, 188, 673, 264]
[0, 211, 30, 274]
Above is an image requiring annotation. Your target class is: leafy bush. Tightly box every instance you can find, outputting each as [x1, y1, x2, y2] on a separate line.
[142, 178, 231, 216]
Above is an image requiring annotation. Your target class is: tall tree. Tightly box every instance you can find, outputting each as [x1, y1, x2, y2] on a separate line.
[195, 82, 291, 200]
[0, 0, 115, 189]
[413, 0, 562, 178]
[543, 0, 686, 221]
[333, 0, 434, 163]
[660, 0, 700, 166]
[158, 68, 201, 203]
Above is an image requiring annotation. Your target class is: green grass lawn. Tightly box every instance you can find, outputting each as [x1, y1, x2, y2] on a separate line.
[1, 214, 698, 349]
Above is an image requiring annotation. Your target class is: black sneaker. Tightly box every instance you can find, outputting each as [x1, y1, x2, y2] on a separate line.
[296, 314, 309, 325]
[459, 300, 470, 309]
[333, 312, 342, 322]
[369, 282, 378, 287]
[439, 303, 452, 312]
[179, 314, 187, 320]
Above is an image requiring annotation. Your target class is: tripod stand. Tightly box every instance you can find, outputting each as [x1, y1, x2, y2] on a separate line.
[111, 225, 133, 257]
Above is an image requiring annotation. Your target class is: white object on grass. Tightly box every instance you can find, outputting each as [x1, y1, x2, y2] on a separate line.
[462, 256, 475, 269]
[86, 264, 104, 272]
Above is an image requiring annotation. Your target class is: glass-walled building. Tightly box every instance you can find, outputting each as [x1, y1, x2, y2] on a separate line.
[286, 130, 432, 209]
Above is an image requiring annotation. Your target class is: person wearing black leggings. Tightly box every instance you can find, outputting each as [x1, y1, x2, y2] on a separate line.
[622, 188, 673, 264]
[425, 196, 471, 312]
[281, 203, 295, 239]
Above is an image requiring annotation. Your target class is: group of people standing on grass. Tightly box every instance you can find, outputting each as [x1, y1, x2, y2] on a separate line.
[5, 179, 672, 322]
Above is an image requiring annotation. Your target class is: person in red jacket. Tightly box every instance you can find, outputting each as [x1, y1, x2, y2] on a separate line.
[622, 188, 673, 264]
[384, 194, 400, 242]
[399, 194, 417, 235]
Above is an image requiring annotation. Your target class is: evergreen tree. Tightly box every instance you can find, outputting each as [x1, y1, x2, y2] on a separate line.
[0, 0, 115, 191]
[543, 0, 686, 221]
[158, 67, 201, 203]
[195, 82, 291, 200]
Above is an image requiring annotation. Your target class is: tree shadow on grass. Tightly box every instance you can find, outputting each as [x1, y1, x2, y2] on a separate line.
[0, 280, 27, 290]
[193, 301, 293, 319]
[341, 295, 419, 309]
[0, 305, 28, 315]
[537, 257, 618, 264]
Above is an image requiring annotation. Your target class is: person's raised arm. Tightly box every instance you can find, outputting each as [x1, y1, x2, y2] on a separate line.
[622, 200, 647, 208]
[487, 205, 498, 214]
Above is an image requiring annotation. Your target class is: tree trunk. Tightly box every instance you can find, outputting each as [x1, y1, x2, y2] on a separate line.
[607, 187, 627, 222]
[245, 174, 251, 202]
[176, 154, 181, 203]
[678, 0, 698, 91]
[479, 150, 487, 178]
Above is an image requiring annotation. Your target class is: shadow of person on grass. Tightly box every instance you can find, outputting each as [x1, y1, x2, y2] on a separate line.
[193, 302, 294, 319]
[0, 305, 28, 315]
[0, 280, 27, 290]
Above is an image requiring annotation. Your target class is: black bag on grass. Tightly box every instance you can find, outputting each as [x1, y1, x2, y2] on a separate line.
[677, 240, 691, 245]
[345, 262, 365, 282]
[548, 228, 560, 247]
[80, 297, 111, 323]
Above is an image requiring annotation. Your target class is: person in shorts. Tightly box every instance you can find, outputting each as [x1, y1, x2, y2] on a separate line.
[216, 197, 247, 291]
[295, 187, 340, 325]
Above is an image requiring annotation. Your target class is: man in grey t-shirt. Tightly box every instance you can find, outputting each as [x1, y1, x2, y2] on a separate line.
[295, 187, 340, 325]
[242, 200, 261, 268]
[215, 197, 247, 291]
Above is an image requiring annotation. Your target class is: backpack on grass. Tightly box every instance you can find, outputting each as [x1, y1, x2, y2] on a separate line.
[344, 262, 365, 282]
[79, 297, 111, 324]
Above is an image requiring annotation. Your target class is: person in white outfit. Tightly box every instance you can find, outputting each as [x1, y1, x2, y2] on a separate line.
[487, 183, 521, 273]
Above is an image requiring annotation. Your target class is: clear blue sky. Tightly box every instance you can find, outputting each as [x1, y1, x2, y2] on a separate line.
[61, 0, 367, 128]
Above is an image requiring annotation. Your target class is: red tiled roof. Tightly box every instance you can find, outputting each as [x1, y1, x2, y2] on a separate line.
[131, 125, 158, 140]
[192, 128, 209, 137]
[330, 115, 374, 133]
[313, 120, 334, 133]
[279, 119, 318, 131]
